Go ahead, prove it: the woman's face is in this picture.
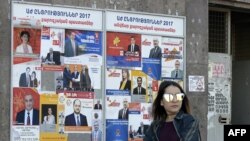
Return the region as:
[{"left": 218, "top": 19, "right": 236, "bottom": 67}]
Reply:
[
  {"left": 48, "top": 108, "right": 52, "bottom": 115},
  {"left": 32, "top": 72, "right": 36, "bottom": 78},
  {"left": 161, "top": 85, "right": 183, "bottom": 115},
  {"left": 122, "top": 70, "right": 127, "bottom": 79},
  {"left": 21, "top": 34, "right": 29, "bottom": 43}
]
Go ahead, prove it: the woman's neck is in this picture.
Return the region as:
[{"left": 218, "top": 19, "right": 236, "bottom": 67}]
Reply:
[{"left": 166, "top": 113, "right": 177, "bottom": 122}]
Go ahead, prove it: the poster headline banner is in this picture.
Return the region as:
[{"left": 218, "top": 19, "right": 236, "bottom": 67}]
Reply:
[
  {"left": 106, "top": 11, "right": 184, "bottom": 37},
  {"left": 12, "top": 3, "right": 103, "bottom": 30}
]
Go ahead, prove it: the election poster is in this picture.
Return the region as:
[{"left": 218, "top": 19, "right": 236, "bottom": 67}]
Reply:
[
  {"left": 161, "top": 37, "right": 184, "bottom": 79},
  {"left": 131, "top": 70, "right": 148, "bottom": 102},
  {"left": 106, "top": 32, "right": 141, "bottom": 67},
  {"left": 12, "top": 88, "right": 40, "bottom": 141},
  {"left": 64, "top": 29, "right": 103, "bottom": 65}
]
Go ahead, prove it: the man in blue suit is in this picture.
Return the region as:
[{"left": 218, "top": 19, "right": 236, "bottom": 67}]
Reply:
[
  {"left": 171, "top": 60, "right": 183, "bottom": 79},
  {"left": 92, "top": 121, "right": 102, "bottom": 141},
  {"left": 64, "top": 99, "right": 88, "bottom": 126},
  {"left": 15, "top": 94, "right": 39, "bottom": 125},
  {"left": 19, "top": 67, "right": 31, "bottom": 87},
  {"left": 64, "top": 31, "right": 79, "bottom": 57}
]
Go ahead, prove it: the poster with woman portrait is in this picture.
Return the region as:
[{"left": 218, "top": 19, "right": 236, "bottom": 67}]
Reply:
[
  {"left": 40, "top": 94, "right": 58, "bottom": 132},
  {"left": 13, "top": 27, "right": 41, "bottom": 64},
  {"left": 12, "top": 64, "right": 41, "bottom": 91},
  {"left": 106, "top": 68, "right": 131, "bottom": 95}
]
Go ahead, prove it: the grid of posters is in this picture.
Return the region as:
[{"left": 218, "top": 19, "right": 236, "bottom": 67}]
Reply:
[
  {"left": 11, "top": 2, "right": 185, "bottom": 141},
  {"left": 105, "top": 11, "right": 185, "bottom": 141},
  {"left": 11, "top": 3, "right": 103, "bottom": 141}
]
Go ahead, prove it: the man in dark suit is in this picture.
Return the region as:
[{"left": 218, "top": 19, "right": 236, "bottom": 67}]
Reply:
[
  {"left": 94, "top": 100, "right": 102, "bottom": 110},
  {"left": 63, "top": 65, "right": 73, "bottom": 90},
  {"left": 71, "top": 65, "right": 80, "bottom": 90},
  {"left": 19, "top": 67, "right": 31, "bottom": 87},
  {"left": 45, "top": 48, "right": 61, "bottom": 65},
  {"left": 65, "top": 99, "right": 88, "bottom": 126},
  {"left": 80, "top": 65, "right": 92, "bottom": 91},
  {"left": 118, "top": 99, "right": 129, "bottom": 120},
  {"left": 137, "top": 122, "right": 149, "bottom": 137},
  {"left": 149, "top": 38, "right": 162, "bottom": 59},
  {"left": 127, "top": 36, "right": 140, "bottom": 54},
  {"left": 15, "top": 94, "right": 39, "bottom": 125},
  {"left": 133, "top": 77, "right": 146, "bottom": 95},
  {"left": 64, "top": 31, "right": 79, "bottom": 57}
]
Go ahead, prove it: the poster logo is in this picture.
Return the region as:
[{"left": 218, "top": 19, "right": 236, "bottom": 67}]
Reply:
[{"left": 113, "top": 36, "right": 120, "bottom": 46}]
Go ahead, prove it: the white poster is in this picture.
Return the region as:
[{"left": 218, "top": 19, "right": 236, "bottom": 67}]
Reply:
[{"left": 189, "top": 75, "right": 205, "bottom": 92}]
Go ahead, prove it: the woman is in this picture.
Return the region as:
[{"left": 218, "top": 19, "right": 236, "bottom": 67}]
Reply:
[
  {"left": 144, "top": 81, "right": 201, "bottom": 141},
  {"left": 43, "top": 108, "right": 55, "bottom": 124},
  {"left": 119, "top": 69, "right": 131, "bottom": 91},
  {"left": 30, "top": 71, "right": 38, "bottom": 87},
  {"left": 16, "top": 31, "right": 33, "bottom": 54}
]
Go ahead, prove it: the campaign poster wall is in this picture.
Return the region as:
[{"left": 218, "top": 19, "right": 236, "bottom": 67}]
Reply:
[
  {"left": 11, "top": 3, "right": 185, "bottom": 141},
  {"left": 105, "top": 10, "right": 185, "bottom": 141},
  {"left": 12, "top": 2, "right": 103, "bottom": 141}
]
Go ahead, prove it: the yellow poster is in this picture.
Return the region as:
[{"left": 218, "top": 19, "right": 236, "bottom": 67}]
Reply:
[
  {"left": 40, "top": 94, "right": 67, "bottom": 141},
  {"left": 131, "top": 70, "right": 148, "bottom": 102}
]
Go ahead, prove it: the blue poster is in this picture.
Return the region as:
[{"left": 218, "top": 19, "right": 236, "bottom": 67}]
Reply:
[
  {"left": 142, "top": 58, "right": 161, "bottom": 80},
  {"left": 65, "top": 30, "right": 102, "bottom": 56},
  {"left": 106, "top": 89, "right": 130, "bottom": 96},
  {"left": 106, "top": 119, "right": 128, "bottom": 141},
  {"left": 107, "top": 56, "right": 141, "bottom": 67}
]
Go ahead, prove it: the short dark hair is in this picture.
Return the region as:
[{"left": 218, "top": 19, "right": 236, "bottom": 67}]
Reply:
[
  {"left": 73, "top": 99, "right": 81, "bottom": 105},
  {"left": 32, "top": 71, "right": 36, "bottom": 77},
  {"left": 152, "top": 81, "right": 190, "bottom": 121},
  {"left": 20, "top": 31, "right": 30, "bottom": 41},
  {"left": 137, "top": 77, "right": 142, "bottom": 81}
]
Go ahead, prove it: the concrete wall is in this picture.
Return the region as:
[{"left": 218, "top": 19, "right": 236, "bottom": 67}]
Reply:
[
  {"left": 0, "top": 0, "right": 208, "bottom": 140},
  {"left": 0, "top": 0, "right": 11, "bottom": 140},
  {"left": 186, "top": 0, "right": 208, "bottom": 141}
]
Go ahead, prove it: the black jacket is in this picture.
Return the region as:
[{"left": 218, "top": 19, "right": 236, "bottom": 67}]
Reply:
[{"left": 144, "top": 110, "right": 201, "bottom": 141}]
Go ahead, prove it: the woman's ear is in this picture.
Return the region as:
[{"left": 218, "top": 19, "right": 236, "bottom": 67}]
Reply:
[{"left": 160, "top": 100, "right": 164, "bottom": 106}]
